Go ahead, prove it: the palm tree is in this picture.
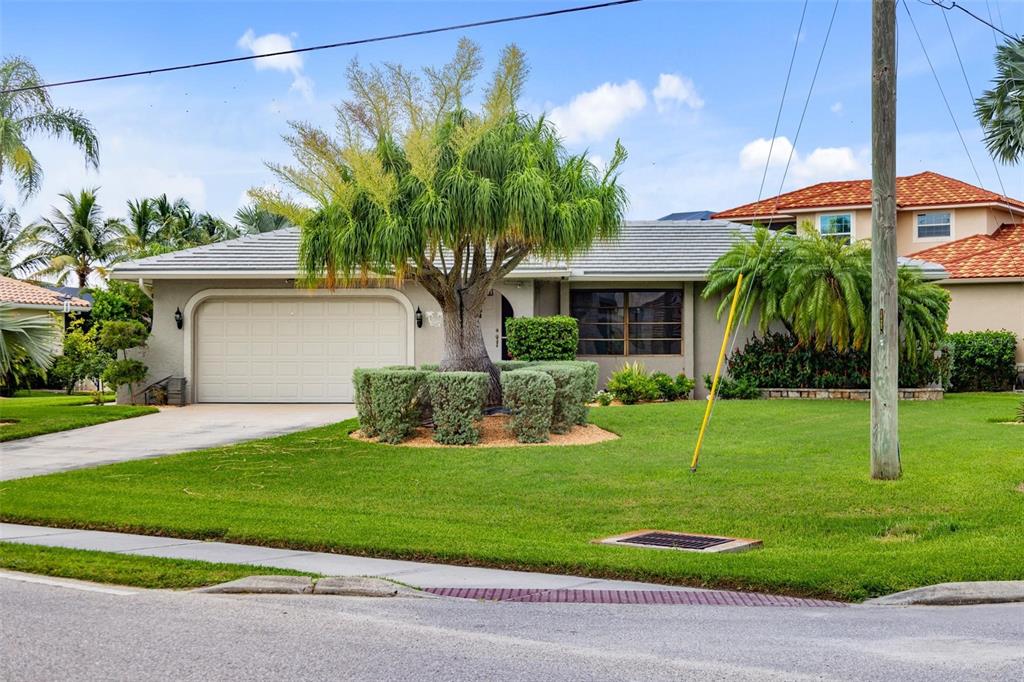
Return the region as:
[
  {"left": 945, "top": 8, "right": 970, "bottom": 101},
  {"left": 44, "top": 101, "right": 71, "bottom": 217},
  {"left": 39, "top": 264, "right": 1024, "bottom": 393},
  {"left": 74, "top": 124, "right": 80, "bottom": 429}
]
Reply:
[
  {"left": 111, "top": 198, "right": 162, "bottom": 258},
  {"left": 35, "top": 189, "right": 119, "bottom": 287},
  {"left": 235, "top": 203, "right": 291, "bottom": 234},
  {"left": 897, "top": 267, "right": 950, "bottom": 365},
  {"left": 194, "top": 212, "right": 238, "bottom": 243},
  {"left": 975, "top": 37, "right": 1024, "bottom": 165},
  {"left": 781, "top": 226, "right": 871, "bottom": 352},
  {"left": 0, "top": 202, "right": 45, "bottom": 277},
  {"left": 151, "top": 194, "right": 195, "bottom": 247},
  {"left": 0, "top": 303, "right": 59, "bottom": 374},
  {"left": 702, "top": 225, "right": 794, "bottom": 334},
  {"left": 0, "top": 57, "right": 99, "bottom": 198},
  {"left": 257, "top": 40, "right": 627, "bottom": 400}
]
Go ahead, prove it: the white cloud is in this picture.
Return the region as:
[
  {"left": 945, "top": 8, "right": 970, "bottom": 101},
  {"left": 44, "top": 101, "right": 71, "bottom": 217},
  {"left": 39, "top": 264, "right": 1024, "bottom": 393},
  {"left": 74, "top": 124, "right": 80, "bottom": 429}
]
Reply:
[
  {"left": 652, "top": 74, "right": 704, "bottom": 112},
  {"left": 237, "top": 29, "right": 313, "bottom": 99},
  {"left": 547, "top": 80, "right": 647, "bottom": 144},
  {"left": 738, "top": 136, "right": 865, "bottom": 186},
  {"left": 830, "top": 101, "right": 843, "bottom": 114}
]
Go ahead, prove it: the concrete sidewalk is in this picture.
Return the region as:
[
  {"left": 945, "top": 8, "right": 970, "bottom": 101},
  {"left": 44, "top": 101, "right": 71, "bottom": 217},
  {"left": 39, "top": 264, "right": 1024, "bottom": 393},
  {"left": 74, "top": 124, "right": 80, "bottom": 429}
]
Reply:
[
  {"left": 0, "top": 403, "right": 355, "bottom": 480},
  {"left": 0, "top": 523, "right": 699, "bottom": 592}
]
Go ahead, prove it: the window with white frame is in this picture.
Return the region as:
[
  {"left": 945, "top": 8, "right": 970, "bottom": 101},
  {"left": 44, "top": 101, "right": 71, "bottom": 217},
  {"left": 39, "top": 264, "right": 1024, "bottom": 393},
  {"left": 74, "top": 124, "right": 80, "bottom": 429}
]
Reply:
[
  {"left": 819, "top": 213, "right": 852, "bottom": 243},
  {"left": 916, "top": 211, "right": 951, "bottom": 239}
]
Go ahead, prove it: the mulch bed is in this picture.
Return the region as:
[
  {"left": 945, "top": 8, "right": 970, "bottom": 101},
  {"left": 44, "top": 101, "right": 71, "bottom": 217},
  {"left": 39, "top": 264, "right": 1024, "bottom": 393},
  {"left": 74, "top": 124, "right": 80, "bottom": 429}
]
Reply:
[{"left": 351, "top": 414, "right": 618, "bottom": 448}]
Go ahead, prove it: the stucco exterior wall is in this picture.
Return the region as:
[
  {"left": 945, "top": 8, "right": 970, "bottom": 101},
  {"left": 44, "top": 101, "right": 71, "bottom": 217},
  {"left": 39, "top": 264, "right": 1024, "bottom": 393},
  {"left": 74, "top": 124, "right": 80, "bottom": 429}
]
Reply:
[
  {"left": 135, "top": 278, "right": 534, "bottom": 403},
  {"left": 532, "top": 280, "right": 561, "bottom": 316},
  {"left": 943, "top": 281, "right": 1024, "bottom": 362}
]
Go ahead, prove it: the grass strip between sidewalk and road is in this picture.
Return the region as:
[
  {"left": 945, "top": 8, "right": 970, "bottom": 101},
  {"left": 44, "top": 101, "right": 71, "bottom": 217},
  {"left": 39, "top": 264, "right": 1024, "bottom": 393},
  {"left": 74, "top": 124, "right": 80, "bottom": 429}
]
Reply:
[
  {"left": 0, "top": 542, "right": 314, "bottom": 589},
  {"left": 1, "top": 394, "right": 1020, "bottom": 601}
]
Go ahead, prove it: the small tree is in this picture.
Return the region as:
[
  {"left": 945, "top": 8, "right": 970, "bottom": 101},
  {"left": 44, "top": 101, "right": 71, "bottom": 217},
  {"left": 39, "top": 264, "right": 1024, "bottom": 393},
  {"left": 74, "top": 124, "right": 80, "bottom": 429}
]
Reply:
[
  {"left": 98, "top": 320, "right": 148, "bottom": 401},
  {"left": 89, "top": 280, "right": 153, "bottom": 330},
  {"left": 51, "top": 318, "right": 109, "bottom": 394},
  {"left": 254, "top": 40, "right": 627, "bottom": 401}
]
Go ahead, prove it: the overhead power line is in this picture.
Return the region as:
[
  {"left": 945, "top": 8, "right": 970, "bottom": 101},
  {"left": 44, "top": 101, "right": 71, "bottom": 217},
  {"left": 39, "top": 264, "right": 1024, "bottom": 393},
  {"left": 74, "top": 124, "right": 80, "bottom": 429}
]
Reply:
[
  {"left": 1, "top": 0, "right": 641, "bottom": 95},
  {"left": 923, "top": 0, "right": 1018, "bottom": 41}
]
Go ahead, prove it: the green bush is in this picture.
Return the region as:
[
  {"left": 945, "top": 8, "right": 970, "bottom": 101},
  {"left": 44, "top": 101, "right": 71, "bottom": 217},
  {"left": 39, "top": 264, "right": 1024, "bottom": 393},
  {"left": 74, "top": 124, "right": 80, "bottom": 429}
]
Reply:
[
  {"left": 947, "top": 330, "right": 1017, "bottom": 392},
  {"left": 650, "top": 372, "right": 678, "bottom": 401},
  {"left": 427, "top": 372, "right": 489, "bottom": 445},
  {"left": 89, "top": 281, "right": 153, "bottom": 330},
  {"left": 501, "top": 370, "right": 556, "bottom": 442},
  {"left": 505, "top": 316, "right": 579, "bottom": 361},
  {"left": 704, "top": 373, "right": 761, "bottom": 400},
  {"left": 419, "top": 363, "right": 440, "bottom": 372},
  {"left": 369, "top": 369, "right": 429, "bottom": 444},
  {"left": 495, "top": 360, "right": 532, "bottom": 372},
  {"left": 675, "top": 373, "right": 696, "bottom": 398},
  {"left": 1017, "top": 399, "right": 1024, "bottom": 424},
  {"left": 97, "top": 320, "right": 149, "bottom": 355},
  {"left": 533, "top": 361, "right": 598, "bottom": 429},
  {"left": 352, "top": 368, "right": 378, "bottom": 437},
  {"left": 594, "top": 390, "right": 613, "bottom": 406},
  {"left": 101, "top": 359, "right": 147, "bottom": 394},
  {"left": 607, "top": 362, "right": 659, "bottom": 405}
]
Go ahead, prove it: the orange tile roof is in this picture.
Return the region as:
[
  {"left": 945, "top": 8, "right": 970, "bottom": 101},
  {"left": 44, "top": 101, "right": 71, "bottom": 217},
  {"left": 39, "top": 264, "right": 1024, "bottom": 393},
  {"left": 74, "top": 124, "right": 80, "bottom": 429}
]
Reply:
[
  {"left": 0, "top": 276, "right": 91, "bottom": 310},
  {"left": 909, "top": 224, "right": 1024, "bottom": 279},
  {"left": 713, "top": 171, "right": 1024, "bottom": 219}
]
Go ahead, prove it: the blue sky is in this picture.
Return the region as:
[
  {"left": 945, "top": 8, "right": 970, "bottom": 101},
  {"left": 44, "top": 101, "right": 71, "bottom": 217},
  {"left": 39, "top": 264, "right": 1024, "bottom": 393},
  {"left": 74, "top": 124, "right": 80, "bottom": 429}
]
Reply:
[{"left": 3, "top": 0, "right": 1022, "bottom": 223}]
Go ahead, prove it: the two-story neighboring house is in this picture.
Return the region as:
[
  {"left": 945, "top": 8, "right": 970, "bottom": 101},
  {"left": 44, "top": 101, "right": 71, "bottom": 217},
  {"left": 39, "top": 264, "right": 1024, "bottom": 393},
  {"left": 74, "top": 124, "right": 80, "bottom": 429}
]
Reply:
[{"left": 714, "top": 171, "right": 1024, "bottom": 362}]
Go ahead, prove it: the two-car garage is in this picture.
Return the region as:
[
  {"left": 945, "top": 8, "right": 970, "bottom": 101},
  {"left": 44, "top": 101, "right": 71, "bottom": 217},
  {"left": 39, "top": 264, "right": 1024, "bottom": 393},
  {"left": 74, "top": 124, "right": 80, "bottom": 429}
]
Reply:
[{"left": 193, "top": 295, "right": 409, "bottom": 403}]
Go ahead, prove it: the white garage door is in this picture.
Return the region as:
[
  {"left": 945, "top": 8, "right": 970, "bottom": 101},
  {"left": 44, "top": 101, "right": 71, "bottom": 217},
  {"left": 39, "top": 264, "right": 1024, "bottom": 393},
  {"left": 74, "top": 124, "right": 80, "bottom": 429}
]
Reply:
[{"left": 195, "top": 296, "right": 407, "bottom": 403}]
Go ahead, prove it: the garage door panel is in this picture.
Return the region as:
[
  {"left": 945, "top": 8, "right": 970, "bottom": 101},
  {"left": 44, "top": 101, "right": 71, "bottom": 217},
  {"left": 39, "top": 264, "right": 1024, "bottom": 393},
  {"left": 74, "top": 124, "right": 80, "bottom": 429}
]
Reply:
[{"left": 196, "top": 295, "right": 407, "bottom": 403}]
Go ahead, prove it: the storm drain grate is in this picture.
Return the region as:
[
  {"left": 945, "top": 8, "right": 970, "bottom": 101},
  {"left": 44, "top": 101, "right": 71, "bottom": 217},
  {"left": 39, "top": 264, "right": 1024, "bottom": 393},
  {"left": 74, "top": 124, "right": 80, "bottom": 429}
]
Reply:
[
  {"left": 595, "top": 529, "right": 762, "bottom": 553},
  {"left": 425, "top": 588, "right": 846, "bottom": 607}
]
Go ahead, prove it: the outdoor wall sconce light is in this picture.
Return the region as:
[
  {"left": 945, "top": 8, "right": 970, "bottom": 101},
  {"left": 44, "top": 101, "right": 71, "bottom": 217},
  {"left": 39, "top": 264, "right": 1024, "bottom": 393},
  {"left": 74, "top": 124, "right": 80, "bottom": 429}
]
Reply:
[
  {"left": 415, "top": 306, "right": 423, "bottom": 328},
  {"left": 174, "top": 307, "right": 184, "bottom": 330}
]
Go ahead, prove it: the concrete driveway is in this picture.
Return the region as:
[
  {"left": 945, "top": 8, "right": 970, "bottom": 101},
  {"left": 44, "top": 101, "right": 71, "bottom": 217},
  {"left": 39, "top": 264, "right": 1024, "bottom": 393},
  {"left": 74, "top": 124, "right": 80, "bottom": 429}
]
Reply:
[{"left": 0, "top": 404, "right": 356, "bottom": 481}]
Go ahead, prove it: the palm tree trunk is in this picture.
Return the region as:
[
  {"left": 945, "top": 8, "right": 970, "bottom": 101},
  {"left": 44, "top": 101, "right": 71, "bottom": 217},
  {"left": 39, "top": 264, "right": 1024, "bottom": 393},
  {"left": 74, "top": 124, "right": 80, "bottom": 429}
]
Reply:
[{"left": 77, "top": 268, "right": 88, "bottom": 289}]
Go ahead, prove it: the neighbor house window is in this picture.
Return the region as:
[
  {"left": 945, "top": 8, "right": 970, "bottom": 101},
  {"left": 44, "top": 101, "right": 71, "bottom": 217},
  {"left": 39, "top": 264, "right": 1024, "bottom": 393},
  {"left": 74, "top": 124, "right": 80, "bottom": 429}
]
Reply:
[
  {"left": 916, "top": 211, "right": 951, "bottom": 239},
  {"left": 570, "top": 290, "right": 682, "bottom": 356},
  {"left": 819, "top": 213, "right": 852, "bottom": 243}
]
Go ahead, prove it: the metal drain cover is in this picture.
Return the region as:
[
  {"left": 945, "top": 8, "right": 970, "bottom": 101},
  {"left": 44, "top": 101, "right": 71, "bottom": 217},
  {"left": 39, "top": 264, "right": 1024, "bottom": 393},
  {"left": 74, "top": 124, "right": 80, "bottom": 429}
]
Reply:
[{"left": 596, "top": 529, "right": 762, "bottom": 553}]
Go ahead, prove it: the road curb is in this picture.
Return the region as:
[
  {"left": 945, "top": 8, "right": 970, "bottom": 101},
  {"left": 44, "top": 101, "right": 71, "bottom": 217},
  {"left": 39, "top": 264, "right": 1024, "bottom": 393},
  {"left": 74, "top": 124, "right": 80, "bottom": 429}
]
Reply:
[{"left": 865, "top": 581, "right": 1024, "bottom": 606}]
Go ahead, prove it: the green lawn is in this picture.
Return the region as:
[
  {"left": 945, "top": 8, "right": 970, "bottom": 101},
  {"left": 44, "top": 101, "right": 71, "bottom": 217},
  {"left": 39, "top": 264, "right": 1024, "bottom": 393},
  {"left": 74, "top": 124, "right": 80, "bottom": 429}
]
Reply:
[
  {"left": 0, "top": 542, "right": 312, "bottom": 589},
  {"left": 1, "top": 393, "right": 1020, "bottom": 601},
  {"left": 0, "top": 392, "right": 157, "bottom": 442}
]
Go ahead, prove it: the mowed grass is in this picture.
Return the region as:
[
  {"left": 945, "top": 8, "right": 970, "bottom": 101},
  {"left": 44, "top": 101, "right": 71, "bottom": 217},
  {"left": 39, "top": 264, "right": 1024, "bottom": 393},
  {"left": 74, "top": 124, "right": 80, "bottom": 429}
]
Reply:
[
  {"left": 0, "top": 542, "right": 312, "bottom": 589},
  {"left": 0, "top": 394, "right": 1020, "bottom": 601},
  {"left": 0, "top": 392, "right": 157, "bottom": 442}
]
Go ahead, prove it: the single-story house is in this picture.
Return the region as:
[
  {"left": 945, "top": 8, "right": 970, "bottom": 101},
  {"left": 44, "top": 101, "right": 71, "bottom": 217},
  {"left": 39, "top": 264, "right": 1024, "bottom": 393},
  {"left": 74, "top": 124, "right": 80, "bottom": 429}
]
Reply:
[
  {"left": 110, "top": 220, "right": 947, "bottom": 404},
  {"left": 714, "top": 171, "right": 1024, "bottom": 361},
  {"left": 0, "top": 275, "right": 91, "bottom": 320}
]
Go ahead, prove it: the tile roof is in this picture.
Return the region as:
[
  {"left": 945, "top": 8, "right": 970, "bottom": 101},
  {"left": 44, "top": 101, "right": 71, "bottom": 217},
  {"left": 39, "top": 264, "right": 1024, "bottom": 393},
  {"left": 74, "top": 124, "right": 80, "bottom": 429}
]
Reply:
[
  {"left": 713, "top": 171, "right": 1024, "bottom": 219},
  {"left": 110, "top": 221, "right": 949, "bottom": 281},
  {"left": 0, "top": 276, "right": 91, "bottom": 311},
  {"left": 909, "top": 224, "right": 1024, "bottom": 279}
]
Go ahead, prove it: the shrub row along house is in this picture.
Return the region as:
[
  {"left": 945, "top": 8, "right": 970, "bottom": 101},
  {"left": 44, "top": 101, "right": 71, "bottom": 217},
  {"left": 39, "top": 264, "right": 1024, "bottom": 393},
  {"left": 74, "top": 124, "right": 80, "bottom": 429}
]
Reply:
[
  {"left": 714, "top": 171, "right": 1024, "bottom": 362},
  {"left": 110, "top": 219, "right": 948, "bottom": 403}
]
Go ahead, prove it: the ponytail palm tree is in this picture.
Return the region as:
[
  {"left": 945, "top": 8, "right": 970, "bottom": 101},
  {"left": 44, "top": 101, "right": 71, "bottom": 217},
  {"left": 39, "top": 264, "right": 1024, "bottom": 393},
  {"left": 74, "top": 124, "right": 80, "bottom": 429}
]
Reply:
[
  {"left": 35, "top": 189, "right": 119, "bottom": 287},
  {"left": 0, "top": 57, "right": 99, "bottom": 198},
  {"left": 254, "top": 39, "right": 628, "bottom": 399}
]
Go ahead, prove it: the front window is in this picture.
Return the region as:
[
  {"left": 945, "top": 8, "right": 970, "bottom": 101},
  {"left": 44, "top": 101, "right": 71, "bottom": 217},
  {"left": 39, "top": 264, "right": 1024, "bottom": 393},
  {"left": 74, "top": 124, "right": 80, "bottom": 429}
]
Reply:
[
  {"left": 571, "top": 290, "right": 682, "bottom": 356},
  {"left": 916, "top": 211, "right": 951, "bottom": 239},
  {"left": 819, "top": 213, "right": 852, "bottom": 243}
]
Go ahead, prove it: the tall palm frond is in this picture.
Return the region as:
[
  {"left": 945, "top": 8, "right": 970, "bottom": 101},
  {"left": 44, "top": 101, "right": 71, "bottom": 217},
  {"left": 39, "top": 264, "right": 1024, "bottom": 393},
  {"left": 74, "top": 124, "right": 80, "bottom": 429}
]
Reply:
[
  {"left": 110, "top": 198, "right": 162, "bottom": 259},
  {"left": 975, "top": 37, "right": 1024, "bottom": 165},
  {"left": 897, "top": 266, "right": 951, "bottom": 364},
  {"left": 0, "top": 201, "right": 46, "bottom": 277},
  {"left": 33, "top": 188, "right": 118, "bottom": 287},
  {"left": 0, "top": 303, "right": 60, "bottom": 373},
  {"left": 0, "top": 57, "right": 99, "bottom": 198},
  {"left": 235, "top": 203, "right": 292, "bottom": 234}
]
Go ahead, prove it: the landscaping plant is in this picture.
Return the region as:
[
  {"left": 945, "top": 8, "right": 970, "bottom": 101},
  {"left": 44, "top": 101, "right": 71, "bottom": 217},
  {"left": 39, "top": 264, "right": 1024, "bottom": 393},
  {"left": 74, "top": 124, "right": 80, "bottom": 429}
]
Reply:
[
  {"left": 98, "top": 320, "right": 149, "bottom": 401},
  {"left": 606, "top": 362, "right": 659, "bottom": 404},
  {"left": 505, "top": 316, "right": 579, "bottom": 362},
  {"left": 259, "top": 40, "right": 628, "bottom": 403},
  {"left": 704, "top": 373, "right": 760, "bottom": 400},
  {"left": 50, "top": 318, "right": 109, "bottom": 394},
  {"left": 500, "top": 370, "right": 556, "bottom": 442},
  {"left": 352, "top": 368, "right": 379, "bottom": 437},
  {"left": 594, "top": 390, "right": 613, "bottom": 406},
  {"left": 946, "top": 330, "right": 1017, "bottom": 392},
  {"left": 427, "top": 371, "right": 489, "bottom": 445},
  {"left": 368, "top": 369, "right": 430, "bottom": 444}
]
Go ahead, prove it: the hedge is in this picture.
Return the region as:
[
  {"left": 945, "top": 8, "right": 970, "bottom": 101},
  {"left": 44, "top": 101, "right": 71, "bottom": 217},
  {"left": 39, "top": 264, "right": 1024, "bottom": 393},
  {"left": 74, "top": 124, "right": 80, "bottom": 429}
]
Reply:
[
  {"left": 352, "top": 368, "right": 378, "bottom": 437},
  {"left": 427, "top": 371, "right": 489, "bottom": 445},
  {"left": 532, "top": 361, "right": 598, "bottom": 431},
  {"left": 501, "top": 370, "right": 556, "bottom": 442},
  {"left": 947, "top": 330, "right": 1018, "bottom": 392},
  {"left": 505, "top": 316, "right": 579, "bottom": 361},
  {"left": 494, "top": 360, "right": 533, "bottom": 372},
  {"left": 369, "top": 369, "right": 429, "bottom": 444}
]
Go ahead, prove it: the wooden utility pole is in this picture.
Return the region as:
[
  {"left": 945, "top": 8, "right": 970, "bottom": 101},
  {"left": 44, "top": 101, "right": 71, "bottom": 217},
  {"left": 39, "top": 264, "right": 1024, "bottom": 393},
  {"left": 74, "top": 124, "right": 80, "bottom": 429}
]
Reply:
[{"left": 871, "top": 0, "right": 901, "bottom": 480}]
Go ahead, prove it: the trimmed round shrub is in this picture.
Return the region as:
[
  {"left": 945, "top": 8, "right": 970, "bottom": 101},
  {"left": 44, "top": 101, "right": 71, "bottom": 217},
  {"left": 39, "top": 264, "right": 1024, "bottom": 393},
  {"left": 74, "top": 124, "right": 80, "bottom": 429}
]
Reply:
[
  {"left": 427, "top": 371, "right": 489, "bottom": 445},
  {"left": 532, "top": 361, "right": 598, "bottom": 431},
  {"left": 370, "top": 369, "right": 429, "bottom": 444},
  {"left": 352, "top": 368, "right": 378, "bottom": 437},
  {"left": 101, "top": 359, "right": 147, "bottom": 393},
  {"left": 505, "top": 316, "right": 579, "bottom": 361},
  {"left": 501, "top": 370, "right": 555, "bottom": 443},
  {"left": 495, "top": 360, "right": 532, "bottom": 372}
]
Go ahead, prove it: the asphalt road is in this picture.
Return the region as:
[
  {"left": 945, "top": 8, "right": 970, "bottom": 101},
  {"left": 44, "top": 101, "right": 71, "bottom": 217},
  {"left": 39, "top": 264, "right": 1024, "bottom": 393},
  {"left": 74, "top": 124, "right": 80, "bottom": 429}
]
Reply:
[{"left": 2, "top": 573, "right": 1022, "bottom": 681}]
